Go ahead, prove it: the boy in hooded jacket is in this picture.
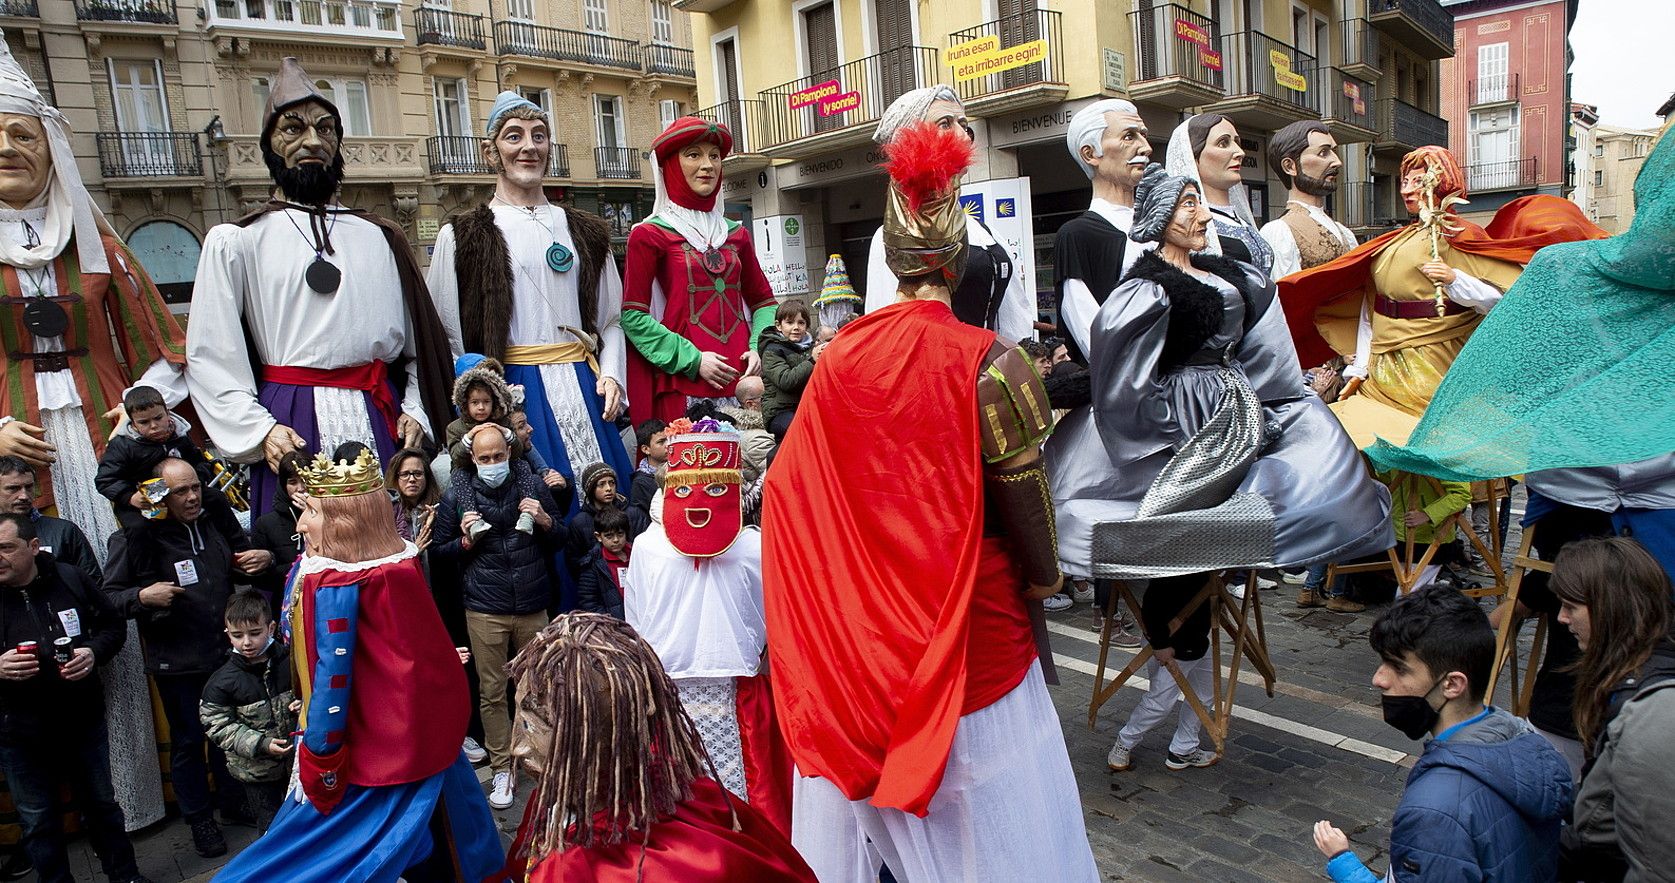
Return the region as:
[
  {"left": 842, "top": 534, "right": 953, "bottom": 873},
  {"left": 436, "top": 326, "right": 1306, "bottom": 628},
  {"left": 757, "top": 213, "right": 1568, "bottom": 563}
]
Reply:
[
  {"left": 758, "top": 299, "right": 824, "bottom": 440},
  {"left": 1313, "top": 586, "right": 1573, "bottom": 882}
]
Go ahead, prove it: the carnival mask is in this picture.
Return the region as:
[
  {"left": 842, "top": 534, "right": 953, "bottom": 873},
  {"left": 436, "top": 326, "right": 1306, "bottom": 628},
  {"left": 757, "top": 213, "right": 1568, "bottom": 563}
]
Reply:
[
  {"left": 663, "top": 433, "right": 743, "bottom": 558},
  {"left": 0, "top": 112, "right": 50, "bottom": 209}
]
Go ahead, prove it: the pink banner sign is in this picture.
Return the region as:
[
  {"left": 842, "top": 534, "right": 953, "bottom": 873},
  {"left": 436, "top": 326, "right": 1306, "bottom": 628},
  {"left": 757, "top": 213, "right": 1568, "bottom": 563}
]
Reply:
[
  {"left": 818, "top": 91, "right": 862, "bottom": 117},
  {"left": 789, "top": 79, "right": 842, "bottom": 110}
]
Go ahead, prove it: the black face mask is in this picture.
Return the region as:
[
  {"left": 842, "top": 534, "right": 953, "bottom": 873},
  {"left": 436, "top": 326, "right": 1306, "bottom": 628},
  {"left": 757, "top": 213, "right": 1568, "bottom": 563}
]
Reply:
[{"left": 1381, "top": 677, "right": 1445, "bottom": 741}]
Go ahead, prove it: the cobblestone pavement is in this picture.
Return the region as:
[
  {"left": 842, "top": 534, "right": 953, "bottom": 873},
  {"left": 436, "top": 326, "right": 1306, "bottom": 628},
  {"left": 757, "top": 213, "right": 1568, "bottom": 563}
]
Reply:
[{"left": 62, "top": 513, "right": 1540, "bottom": 882}]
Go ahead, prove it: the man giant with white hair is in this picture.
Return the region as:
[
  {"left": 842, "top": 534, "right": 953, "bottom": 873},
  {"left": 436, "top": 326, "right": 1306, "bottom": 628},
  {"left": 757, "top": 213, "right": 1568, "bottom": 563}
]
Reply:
[
  {"left": 861, "top": 85, "right": 1034, "bottom": 342},
  {"left": 1045, "top": 99, "right": 1155, "bottom": 608}
]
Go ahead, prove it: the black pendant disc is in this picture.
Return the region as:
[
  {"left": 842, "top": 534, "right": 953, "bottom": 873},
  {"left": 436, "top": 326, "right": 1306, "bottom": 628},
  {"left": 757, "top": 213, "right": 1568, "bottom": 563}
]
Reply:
[
  {"left": 22, "top": 298, "right": 69, "bottom": 338},
  {"left": 306, "top": 257, "right": 341, "bottom": 294},
  {"left": 546, "top": 242, "right": 574, "bottom": 273},
  {"left": 701, "top": 247, "right": 726, "bottom": 275}
]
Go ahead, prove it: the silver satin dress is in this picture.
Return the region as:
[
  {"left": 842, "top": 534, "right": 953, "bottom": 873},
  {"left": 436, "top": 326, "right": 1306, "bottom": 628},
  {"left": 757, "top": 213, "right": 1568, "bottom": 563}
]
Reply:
[{"left": 1066, "top": 260, "right": 1393, "bottom": 579}]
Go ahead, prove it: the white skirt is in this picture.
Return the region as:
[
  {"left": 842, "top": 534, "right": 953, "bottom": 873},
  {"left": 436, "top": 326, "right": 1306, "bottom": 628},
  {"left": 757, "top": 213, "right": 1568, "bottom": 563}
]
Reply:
[{"left": 791, "top": 659, "right": 1099, "bottom": 883}]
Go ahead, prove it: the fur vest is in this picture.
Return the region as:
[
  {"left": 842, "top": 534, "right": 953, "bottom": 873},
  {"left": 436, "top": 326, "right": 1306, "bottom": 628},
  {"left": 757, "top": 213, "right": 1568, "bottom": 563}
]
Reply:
[
  {"left": 450, "top": 203, "right": 613, "bottom": 360},
  {"left": 1123, "top": 251, "right": 1273, "bottom": 372}
]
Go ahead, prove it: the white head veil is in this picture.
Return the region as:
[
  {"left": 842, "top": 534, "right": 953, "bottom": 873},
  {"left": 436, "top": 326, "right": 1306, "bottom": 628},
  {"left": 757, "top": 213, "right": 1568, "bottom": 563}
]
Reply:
[
  {"left": 0, "top": 36, "right": 111, "bottom": 273},
  {"left": 873, "top": 85, "right": 961, "bottom": 145},
  {"left": 1164, "top": 113, "right": 1258, "bottom": 256}
]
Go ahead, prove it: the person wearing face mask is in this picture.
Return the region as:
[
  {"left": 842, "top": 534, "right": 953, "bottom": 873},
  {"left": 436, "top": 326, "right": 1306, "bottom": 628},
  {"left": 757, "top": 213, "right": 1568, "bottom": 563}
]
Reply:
[
  {"left": 427, "top": 93, "right": 630, "bottom": 516},
  {"left": 863, "top": 86, "right": 1035, "bottom": 343},
  {"left": 622, "top": 118, "right": 778, "bottom": 424},
  {"left": 1260, "top": 120, "right": 1356, "bottom": 281},
  {"left": 1164, "top": 113, "right": 1274, "bottom": 278},
  {"left": 431, "top": 422, "right": 560, "bottom": 812},
  {"left": 1312, "top": 585, "right": 1572, "bottom": 883},
  {"left": 186, "top": 57, "right": 454, "bottom": 521},
  {"left": 214, "top": 449, "right": 502, "bottom": 882}
]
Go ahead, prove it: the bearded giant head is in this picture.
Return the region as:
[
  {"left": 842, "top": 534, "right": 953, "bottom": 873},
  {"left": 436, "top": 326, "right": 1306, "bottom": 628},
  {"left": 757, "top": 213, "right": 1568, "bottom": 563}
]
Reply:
[{"left": 260, "top": 57, "right": 345, "bottom": 205}]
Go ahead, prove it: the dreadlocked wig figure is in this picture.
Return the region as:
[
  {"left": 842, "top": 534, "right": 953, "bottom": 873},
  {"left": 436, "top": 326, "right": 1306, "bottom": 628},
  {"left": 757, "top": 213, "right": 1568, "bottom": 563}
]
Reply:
[
  {"left": 215, "top": 450, "right": 503, "bottom": 883},
  {"left": 499, "top": 613, "right": 815, "bottom": 882}
]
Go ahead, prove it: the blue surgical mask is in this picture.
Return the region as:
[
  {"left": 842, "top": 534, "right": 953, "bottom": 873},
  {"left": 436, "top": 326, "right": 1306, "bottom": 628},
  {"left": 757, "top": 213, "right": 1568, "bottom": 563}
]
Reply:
[{"left": 478, "top": 461, "right": 511, "bottom": 488}]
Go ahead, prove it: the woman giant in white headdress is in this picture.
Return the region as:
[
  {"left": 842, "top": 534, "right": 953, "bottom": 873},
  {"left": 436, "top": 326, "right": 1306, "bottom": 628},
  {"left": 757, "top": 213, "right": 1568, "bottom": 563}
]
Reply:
[
  {"left": 0, "top": 38, "right": 183, "bottom": 830},
  {"left": 1164, "top": 113, "right": 1274, "bottom": 279}
]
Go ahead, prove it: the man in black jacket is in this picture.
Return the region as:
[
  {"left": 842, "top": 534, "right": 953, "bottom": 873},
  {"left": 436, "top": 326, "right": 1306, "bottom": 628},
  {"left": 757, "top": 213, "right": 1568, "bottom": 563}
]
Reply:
[
  {"left": 0, "top": 456, "right": 103, "bottom": 584},
  {"left": 433, "top": 423, "right": 559, "bottom": 811},
  {"left": 103, "top": 458, "right": 272, "bottom": 857},
  {"left": 0, "top": 513, "right": 153, "bottom": 883}
]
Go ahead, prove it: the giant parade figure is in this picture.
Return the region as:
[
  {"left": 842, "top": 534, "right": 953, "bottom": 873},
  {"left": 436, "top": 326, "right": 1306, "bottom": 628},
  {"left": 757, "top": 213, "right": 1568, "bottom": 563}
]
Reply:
[
  {"left": 427, "top": 91, "right": 631, "bottom": 504},
  {"left": 186, "top": 58, "right": 453, "bottom": 516},
  {"left": 764, "top": 119, "right": 1099, "bottom": 881},
  {"left": 215, "top": 450, "right": 502, "bottom": 882},
  {"left": 1259, "top": 120, "right": 1357, "bottom": 281},
  {"left": 622, "top": 117, "right": 777, "bottom": 424},
  {"left": 0, "top": 38, "right": 174, "bottom": 829},
  {"left": 862, "top": 86, "right": 1034, "bottom": 342}
]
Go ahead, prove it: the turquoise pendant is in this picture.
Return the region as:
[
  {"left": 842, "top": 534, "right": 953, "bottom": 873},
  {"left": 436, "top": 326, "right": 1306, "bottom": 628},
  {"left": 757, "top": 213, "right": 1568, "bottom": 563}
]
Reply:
[{"left": 546, "top": 242, "right": 574, "bottom": 273}]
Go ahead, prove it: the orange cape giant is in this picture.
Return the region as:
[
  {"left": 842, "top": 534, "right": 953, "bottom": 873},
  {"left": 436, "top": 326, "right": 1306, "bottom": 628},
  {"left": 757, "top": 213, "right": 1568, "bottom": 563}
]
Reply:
[
  {"left": 1279, "top": 194, "right": 1606, "bottom": 369},
  {"left": 763, "top": 299, "right": 993, "bottom": 817}
]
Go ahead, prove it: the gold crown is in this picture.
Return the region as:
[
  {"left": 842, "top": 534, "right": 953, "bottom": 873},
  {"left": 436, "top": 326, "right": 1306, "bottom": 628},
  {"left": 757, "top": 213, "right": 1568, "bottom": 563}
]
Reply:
[{"left": 300, "top": 449, "right": 385, "bottom": 498}]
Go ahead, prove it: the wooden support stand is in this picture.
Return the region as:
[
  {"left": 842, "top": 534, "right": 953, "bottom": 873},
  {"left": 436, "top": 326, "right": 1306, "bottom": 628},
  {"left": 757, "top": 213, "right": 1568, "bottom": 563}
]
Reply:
[
  {"left": 1326, "top": 474, "right": 1512, "bottom": 601},
  {"left": 1484, "top": 524, "right": 1551, "bottom": 717},
  {"left": 1088, "top": 571, "right": 1276, "bottom": 756}
]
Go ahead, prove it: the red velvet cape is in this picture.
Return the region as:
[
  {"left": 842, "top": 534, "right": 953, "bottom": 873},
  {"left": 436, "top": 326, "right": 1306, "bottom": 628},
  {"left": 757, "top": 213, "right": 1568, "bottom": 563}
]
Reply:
[
  {"left": 762, "top": 298, "right": 994, "bottom": 817},
  {"left": 1279, "top": 194, "right": 1607, "bottom": 368},
  {"left": 509, "top": 778, "right": 816, "bottom": 883},
  {"left": 295, "top": 555, "right": 469, "bottom": 787}
]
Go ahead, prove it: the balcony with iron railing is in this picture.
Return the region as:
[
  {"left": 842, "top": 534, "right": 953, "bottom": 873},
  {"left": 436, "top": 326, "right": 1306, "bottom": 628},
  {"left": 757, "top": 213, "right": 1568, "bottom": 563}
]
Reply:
[
  {"left": 76, "top": 0, "right": 176, "bottom": 23},
  {"left": 415, "top": 7, "right": 485, "bottom": 51},
  {"left": 1469, "top": 72, "right": 1519, "bottom": 106},
  {"left": 1467, "top": 157, "right": 1537, "bottom": 193},
  {"left": 758, "top": 45, "right": 938, "bottom": 154},
  {"left": 1368, "top": 0, "right": 1454, "bottom": 60},
  {"left": 426, "top": 135, "right": 568, "bottom": 177},
  {"left": 208, "top": 0, "right": 402, "bottom": 40},
  {"left": 1340, "top": 18, "right": 1380, "bottom": 81},
  {"left": 494, "top": 21, "right": 641, "bottom": 72},
  {"left": 0, "top": 0, "right": 39, "bottom": 16},
  {"left": 1206, "top": 30, "right": 1317, "bottom": 130},
  {"left": 643, "top": 43, "right": 695, "bottom": 78},
  {"left": 946, "top": 9, "right": 1067, "bottom": 115},
  {"left": 1319, "top": 68, "right": 1376, "bottom": 143},
  {"left": 1374, "top": 96, "right": 1448, "bottom": 154},
  {"left": 95, "top": 132, "right": 203, "bottom": 178},
  {"left": 696, "top": 98, "right": 767, "bottom": 163},
  {"left": 594, "top": 146, "right": 640, "bottom": 180},
  {"left": 1127, "top": 4, "right": 1226, "bottom": 110}
]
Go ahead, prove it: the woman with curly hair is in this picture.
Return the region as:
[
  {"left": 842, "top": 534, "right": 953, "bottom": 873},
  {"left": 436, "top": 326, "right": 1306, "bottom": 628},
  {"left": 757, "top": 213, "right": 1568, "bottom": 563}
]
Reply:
[{"left": 1553, "top": 537, "right": 1675, "bottom": 882}]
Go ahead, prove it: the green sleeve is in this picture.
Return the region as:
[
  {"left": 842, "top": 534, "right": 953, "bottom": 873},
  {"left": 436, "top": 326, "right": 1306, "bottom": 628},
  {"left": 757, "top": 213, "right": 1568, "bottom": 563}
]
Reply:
[
  {"left": 749, "top": 305, "right": 777, "bottom": 353},
  {"left": 621, "top": 310, "right": 704, "bottom": 379},
  {"left": 1424, "top": 480, "right": 1472, "bottom": 525}
]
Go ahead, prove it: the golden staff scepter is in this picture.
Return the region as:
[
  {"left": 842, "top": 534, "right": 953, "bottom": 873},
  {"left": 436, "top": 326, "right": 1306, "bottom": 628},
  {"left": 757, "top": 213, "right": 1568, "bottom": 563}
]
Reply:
[{"left": 1415, "top": 159, "right": 1468, "bottom": 317}]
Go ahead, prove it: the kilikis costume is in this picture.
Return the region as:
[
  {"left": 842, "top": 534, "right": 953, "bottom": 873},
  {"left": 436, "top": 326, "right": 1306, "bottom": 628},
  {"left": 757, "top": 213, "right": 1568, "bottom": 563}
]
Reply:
[
  {"left": 622, "top": 426, "right": 792, "bottom": 834},
  {"left": 215, "top": 450, "right": 501, "bottom": 882},
  {"left": 186, "top": 58, "right": 452, "bottom": 517},
  {"left": 622, "top": 117, "right": 777, "bottom": 424},
  {"left": 764, "top": 122, "right": 1097, "bottom": 881}
]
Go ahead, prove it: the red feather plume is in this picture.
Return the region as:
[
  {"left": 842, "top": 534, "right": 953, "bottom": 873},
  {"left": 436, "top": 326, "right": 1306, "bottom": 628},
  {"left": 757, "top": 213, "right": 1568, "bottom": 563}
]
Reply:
[{"left": 881, "top": 121, "right": 975, "bottom": 212}]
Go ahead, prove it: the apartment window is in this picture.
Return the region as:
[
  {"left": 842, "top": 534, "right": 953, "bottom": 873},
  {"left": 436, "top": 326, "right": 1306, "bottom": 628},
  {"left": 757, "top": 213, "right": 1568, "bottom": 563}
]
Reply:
[
  {"left": 1291, "top": 7, "right": 1307, "bottom": 50},
  {"left": 1476, "top": 42, "right": 1509, "bottom": 103},
  {"left": 658, "top": 99, "right": 683, "bottom": 131},
  {"left": 595, "top": 94, "right": 625, "bottom": 150},
  {"left": 505, "top": 0, "right": 533, "bottom": 21},
  {"left": 1593, "top": 143, "right": 1604, "bottom": 156},
  {"left": 583, "top": 0, "right": 608, "bottom": 33},
  {"left": 314, "top": 79, "right": 372, "bottom": 136},
  {"left": 434, "top": 78, "right": 469, "bottom": 137},
  {"left": 1469, "top": 106, "right": 1520, "bottom": 189},
  {"left": 109, "top": 59, "right": 169, "bottom": 135},
  {"left": 650, "top": 0, "right": 673, "bottom": 45},
  {"left": 517, "top": 87, "right": 553, "bottom": 118},
  {"left": 1593, "top": 170, "right": 1603, "bottom": 187}
]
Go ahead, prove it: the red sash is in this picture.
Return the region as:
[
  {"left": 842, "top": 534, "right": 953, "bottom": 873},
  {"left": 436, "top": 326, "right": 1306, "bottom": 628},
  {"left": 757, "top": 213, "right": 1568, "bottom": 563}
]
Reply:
[{"left": 264, "top": 362, "right": 400, "bottom": 437}]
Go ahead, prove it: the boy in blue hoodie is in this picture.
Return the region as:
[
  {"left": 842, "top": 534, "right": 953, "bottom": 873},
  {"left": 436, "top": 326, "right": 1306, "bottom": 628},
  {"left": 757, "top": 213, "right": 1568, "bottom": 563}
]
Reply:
[{"left": 1314, "top": 586, "right": 1573, "bottom": 882}]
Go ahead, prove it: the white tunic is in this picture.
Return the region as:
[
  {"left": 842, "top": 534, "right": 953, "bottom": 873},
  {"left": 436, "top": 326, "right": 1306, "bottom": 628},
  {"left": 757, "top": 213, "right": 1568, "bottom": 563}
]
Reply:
[
  {"left": 862, "top": 216, "right": 1036, "bottom": 343},
  {"left": 427, "top": 205, "right": 627, "bottom": 476},
  {"left": 623, "top": 519, "right": 765, "bottom": 681},
  {"left": 186, "top": 206, "right": 428, "bottom": 462}
]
